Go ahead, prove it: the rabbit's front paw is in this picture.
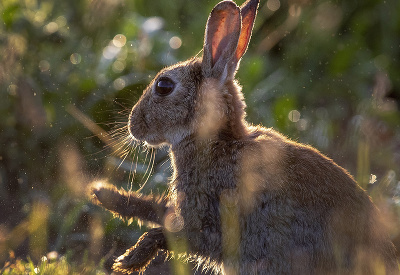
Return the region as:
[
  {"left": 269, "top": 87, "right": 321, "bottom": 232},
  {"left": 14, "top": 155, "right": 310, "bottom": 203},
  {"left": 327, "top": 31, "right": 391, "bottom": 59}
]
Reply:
[
  {"left": 90, "top": 182, "right": 123, "bottom": 208},
  {"left": 112, "top": 228, "right": 167, "bottom": 274}
]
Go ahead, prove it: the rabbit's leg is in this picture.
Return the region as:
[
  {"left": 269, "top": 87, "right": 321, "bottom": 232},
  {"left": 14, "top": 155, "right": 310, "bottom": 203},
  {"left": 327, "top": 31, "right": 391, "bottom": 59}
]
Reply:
[
  {"left": 91, "top": 183, "right": 167, "bottom": 225},
  {"left": 113, "top": 227, "right": 168, "bottom": 273}
]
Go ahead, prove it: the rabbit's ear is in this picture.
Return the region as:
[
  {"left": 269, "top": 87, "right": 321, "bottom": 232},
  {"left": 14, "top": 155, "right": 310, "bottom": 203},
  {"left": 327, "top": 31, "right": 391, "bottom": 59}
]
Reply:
[
  {"left": 202, "top": 0, "right": 259, "bottom": 82},
  {"left": 235, "top": 0, "right": 259, "bottom": 61},
  {"left": 202, "top": 1, "right": 241, "bottom": 80}
]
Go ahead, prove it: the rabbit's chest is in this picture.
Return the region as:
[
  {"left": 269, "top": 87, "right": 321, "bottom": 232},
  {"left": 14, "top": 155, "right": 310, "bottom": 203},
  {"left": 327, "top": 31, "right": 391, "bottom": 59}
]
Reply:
[
  {"left": 171, "top": 169, "right": 236, "bottom": 253},
  {"left": 171, "top": 185, "right": 224, "bottom": 256},
  {"left": 169, "top": 142, "right": 243, "bottom": 255}
]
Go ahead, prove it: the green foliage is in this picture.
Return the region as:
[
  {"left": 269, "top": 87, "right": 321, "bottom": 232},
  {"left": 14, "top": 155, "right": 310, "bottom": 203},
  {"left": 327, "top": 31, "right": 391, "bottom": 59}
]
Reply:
[{"left": 1, "top": 0, "right": 400, "bottom": 273}]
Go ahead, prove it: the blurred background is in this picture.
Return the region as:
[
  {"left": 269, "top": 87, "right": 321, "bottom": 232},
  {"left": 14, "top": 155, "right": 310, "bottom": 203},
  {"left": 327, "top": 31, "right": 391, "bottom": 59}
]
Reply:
[{"left": 1, "top": 0, "right": 399, "bottom": 273}]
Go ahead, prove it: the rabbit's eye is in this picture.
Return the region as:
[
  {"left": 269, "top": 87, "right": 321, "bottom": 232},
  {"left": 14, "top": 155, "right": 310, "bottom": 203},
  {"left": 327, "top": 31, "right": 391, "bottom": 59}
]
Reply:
[{"left": 155, "top": 77, "right": 175, "bottom": 96}]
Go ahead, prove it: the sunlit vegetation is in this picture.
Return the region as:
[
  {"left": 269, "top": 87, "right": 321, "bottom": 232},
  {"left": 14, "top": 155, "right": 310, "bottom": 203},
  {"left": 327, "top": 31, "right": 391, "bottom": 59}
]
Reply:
[
  {"left": 1, "top": 251, "right": 106, "bottom": 274},
  {"left": 1, "top": 0, "right": 399, "bottom": 273}
]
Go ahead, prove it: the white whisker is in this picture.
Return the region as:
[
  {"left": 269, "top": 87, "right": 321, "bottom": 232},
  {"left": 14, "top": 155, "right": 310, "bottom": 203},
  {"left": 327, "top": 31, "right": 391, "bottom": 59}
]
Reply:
[{"left": 137, "top": 148, "right": 155, "bottom": 193}]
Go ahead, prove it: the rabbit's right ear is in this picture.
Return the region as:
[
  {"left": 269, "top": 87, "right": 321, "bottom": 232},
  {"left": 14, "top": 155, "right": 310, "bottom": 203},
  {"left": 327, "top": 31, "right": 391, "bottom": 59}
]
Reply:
[{"left": 202, "top": 1, "right": 241, "bottom": 81}]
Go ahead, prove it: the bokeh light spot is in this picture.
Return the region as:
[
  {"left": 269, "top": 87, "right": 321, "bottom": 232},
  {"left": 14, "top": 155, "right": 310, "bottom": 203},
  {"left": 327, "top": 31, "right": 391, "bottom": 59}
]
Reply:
[
  {"left": 112, "top": 34, "right": 127, "bottom": 48},
  {"left": 267, "top": 0, "right": 280, "bottom": 12},
  {"left": 112, "top": 60, "right": 126, "bottom": 73},
  {"left": 288, "top": 110, "right": 300, "bottom": 122},
  {"left": 56, "top": 16, "right": 67, "bottom": 28},
  {"left": 113, "top": 78, "right": 126, "bottom": 90},
  {"left": 39, "top": 60, "right": 50, "bottom": 72},
  {"left": 296, "top": 118, "right": 308, "bottom": 131},
  {"left": 142, "top": 17, "right": 164, "bottom": 33},
  {"left": 169, "top": 36, "right": 182, "bottom": 49},
  {"left": 102, "top": 45, "right": 120, "bottom": 59},
  {"left": 70, "top": 53, "right": 82, "bottom": 65},
  {"left": 43, "top": 22, "right": 58, "bottom": 34}
]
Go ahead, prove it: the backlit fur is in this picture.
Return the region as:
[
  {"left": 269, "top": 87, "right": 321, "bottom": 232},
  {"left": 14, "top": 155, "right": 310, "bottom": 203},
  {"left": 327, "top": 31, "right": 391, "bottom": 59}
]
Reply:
[{"left": 93, "top": 0, "right": 399, "bottom": 274}]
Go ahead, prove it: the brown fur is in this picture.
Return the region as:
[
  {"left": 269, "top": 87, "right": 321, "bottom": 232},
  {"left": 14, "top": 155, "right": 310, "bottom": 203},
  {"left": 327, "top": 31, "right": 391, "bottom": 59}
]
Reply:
[
  {"left": 91, "top": 182, "right": 167, "bottom": 225},
  {"left": 113, "top": 227, "right": 167, "bottom": 274},
  {"left": 92, "top": 0, "right": 399, "bottom": 274}
]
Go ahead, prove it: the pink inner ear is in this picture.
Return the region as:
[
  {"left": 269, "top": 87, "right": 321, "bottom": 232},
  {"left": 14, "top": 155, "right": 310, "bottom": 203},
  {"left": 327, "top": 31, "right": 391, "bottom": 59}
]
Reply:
[
  {"left": 210, "top": 9, "right": 240, "bottom": 66},
  {"left": 235, "top": 16, "right": 253, "bottom": 60},
  {"left": 211, "top": 13, "right": 227, "bottom": 62},
  {"left": 236, "top": 0, "right": 258, "bottom": 61}
]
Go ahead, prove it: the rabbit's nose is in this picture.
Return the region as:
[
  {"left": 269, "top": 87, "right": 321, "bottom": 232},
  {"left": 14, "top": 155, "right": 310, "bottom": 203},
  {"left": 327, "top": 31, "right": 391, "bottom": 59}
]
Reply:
[{"left": 128, "top": 107, "right": 150, "bottom": 140}]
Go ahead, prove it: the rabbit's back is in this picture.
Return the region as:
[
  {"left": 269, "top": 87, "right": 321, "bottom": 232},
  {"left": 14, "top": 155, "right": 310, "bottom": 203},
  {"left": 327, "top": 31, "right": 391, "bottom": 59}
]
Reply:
[{"left": 230, "top": 127, "right": 398, "bottom": 274}]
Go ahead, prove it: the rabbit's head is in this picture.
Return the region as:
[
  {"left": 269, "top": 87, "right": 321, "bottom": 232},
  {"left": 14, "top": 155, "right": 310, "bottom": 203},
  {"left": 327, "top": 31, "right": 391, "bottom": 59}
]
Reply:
[{"left": 128, "top": 0, "right": 259, "bottom": 146}]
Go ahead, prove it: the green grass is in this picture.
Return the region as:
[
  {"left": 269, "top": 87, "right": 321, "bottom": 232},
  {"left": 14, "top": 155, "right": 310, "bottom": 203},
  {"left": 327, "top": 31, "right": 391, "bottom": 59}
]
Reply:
[{"left": 1, "top": 251, "right": 107, "bottom": 275}]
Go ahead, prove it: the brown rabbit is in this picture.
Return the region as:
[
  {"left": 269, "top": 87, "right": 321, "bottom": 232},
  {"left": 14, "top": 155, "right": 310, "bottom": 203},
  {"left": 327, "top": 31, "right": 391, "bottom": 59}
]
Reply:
[{"left": 92, "top": 0, "right": 399, "bottom": 274}]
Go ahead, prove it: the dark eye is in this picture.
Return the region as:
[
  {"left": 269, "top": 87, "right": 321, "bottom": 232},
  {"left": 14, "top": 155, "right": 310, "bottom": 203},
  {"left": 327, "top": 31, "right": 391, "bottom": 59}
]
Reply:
[{"left": 155, "top": 77, "right": 175, "bottom": 96}]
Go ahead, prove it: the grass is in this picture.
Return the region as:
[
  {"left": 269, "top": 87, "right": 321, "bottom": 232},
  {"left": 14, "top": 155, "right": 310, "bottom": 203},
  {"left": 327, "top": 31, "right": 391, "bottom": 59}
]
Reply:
[{"left": 1, "top": 251, "right": 107, "bottom": 275}]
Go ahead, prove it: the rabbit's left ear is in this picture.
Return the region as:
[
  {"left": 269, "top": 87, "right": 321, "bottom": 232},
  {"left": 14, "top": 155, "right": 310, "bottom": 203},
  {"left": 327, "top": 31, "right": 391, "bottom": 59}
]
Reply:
[
  {"left": 202, "top": 0, "right": 259, "bottom": 82},
  {"left": 236, "top": 0, "right": 259, "bottom": 62}
]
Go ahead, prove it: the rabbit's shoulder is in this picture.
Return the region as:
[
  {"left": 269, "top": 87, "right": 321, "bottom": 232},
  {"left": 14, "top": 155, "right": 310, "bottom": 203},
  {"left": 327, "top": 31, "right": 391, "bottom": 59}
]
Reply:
[
  {"left": 239, "top": 126, "right": 362, "bottom": 203},
  {"left": 240, "top": 126, "right": 290, "bottom": 174}
]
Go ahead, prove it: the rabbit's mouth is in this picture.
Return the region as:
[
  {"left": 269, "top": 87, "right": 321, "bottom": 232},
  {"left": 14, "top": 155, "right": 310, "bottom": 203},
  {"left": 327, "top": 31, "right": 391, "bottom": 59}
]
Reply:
[
  {"left": 128, "top": 127, "right": 162, "bottom": 147},
  {"left": 128, "top": 114, "right": 166, "bottom": 146}
]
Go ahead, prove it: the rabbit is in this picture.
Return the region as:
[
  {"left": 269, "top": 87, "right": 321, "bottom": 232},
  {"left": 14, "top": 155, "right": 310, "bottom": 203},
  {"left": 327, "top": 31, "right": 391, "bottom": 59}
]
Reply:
[{"left": 92, "top": 0, "right": 399, "bottom": 274}]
